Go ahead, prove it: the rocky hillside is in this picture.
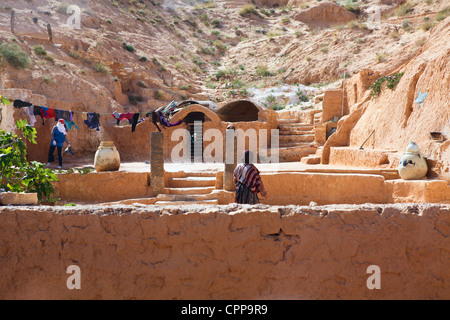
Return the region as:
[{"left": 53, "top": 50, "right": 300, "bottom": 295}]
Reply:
[
  {"left": 0, "top": 0, "right": 448, "bottom": 165},
  {"left": 0, "top": 0, "right": 448, "bottom": 105}
]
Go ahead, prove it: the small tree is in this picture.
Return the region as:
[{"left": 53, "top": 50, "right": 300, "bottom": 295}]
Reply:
[{"left": 0, "top": 119, "right": 58, "bottom": 202}]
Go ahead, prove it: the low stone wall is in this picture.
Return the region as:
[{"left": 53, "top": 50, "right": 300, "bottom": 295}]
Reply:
[
  {"left": 0, "top": 203, "right": 449, "bottom": 300},
  {"left": 52, "top": 170, "right": 450, "bottom": 205},
  {"left": 260, "top": 172, "right": 387, "bottom": 205},
  {"left": 53, "top": 171, "right": 153, "bottom": 203}
]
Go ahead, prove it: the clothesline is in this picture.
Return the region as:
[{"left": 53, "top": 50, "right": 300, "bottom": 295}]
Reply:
[
  {"left": 0, "top": 94, "right": 154, "bottom": 114},
  {"left": 0, "top": 94, "right": 185, "bottom": 133},
  {"left": 0, "top": 94, "right": 155, "bottom": 132}
]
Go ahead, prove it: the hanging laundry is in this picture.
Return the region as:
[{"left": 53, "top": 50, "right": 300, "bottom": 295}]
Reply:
[
  {"left": 65, "top": 119, "right": 79, "bottom": 131},
  {"left": 61, "top": 110, "right": 78, "bottom": 131},
  {"left": 111, "top": 111, "right": 120, "bottom": 122},
  {"left": 83, "top": 112, "right": 100, "bottom": 131},
  {"left": 157, "top": 111, "right": 182, "bottom": 128},
  {"left": 23, "top": 106, "right": 37, "bottom": 127},
  {"left": 151, "top": 111, "right": 162, "bottom": 132},
  {"left": 55, "top": 109, "right": 65, "bottom": 120},
  {"left": 150, "top": 111, "right": 183, "bottom": 132},
  {"left": 131, "top": 113, "right": 140, "bottom": 132},
  {"left": 33, "top": 106, "right": 45, "bottom": 126},
  {"left": 13, "top": 99, "right": 33, "bottom": 108},
  {"left": 118, "top": 112, "right": 135, "bottom": 125},
  {"left": 40, "top": 107, "right": 57, "bottom": 120}
]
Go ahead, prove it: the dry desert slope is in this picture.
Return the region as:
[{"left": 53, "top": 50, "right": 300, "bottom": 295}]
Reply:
[{"left": 0, "top": 0, "right": 448, "bottom": 171}]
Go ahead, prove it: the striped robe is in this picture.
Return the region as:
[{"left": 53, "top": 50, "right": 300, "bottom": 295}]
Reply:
[{"left": 233, "top": 163, "right": 264, "bottom": 204}]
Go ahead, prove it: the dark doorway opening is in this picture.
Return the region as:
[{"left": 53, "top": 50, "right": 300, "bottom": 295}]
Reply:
[{"left": 184, "top": 112, "right": 206, "bottom": 162}]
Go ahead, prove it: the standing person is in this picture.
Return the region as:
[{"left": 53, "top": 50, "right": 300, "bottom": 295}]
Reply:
[
  {"left": 233, "top": 150, "right": 268, "bottom": 204},
  {"left": 47, "top": 119, "right": 70, "bottom": 169}
]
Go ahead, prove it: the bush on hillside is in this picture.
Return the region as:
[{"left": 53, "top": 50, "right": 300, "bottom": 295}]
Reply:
[{"left": 0, "top": 43, "right": 31, "bottom": 69}]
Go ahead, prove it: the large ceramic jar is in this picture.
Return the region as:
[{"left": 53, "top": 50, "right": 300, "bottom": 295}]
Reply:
[
  {"left": 398, "top": 141, "right": 428, "bottom": 180},
  {"left": 94, "top": 141, "right": 120, "bottom": 172}
]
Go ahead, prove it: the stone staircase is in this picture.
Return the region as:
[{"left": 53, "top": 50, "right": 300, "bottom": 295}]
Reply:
[
  {"left": 277, "top": 119, "right": 318, "bottom": 162},
  {"left": 301, "top": 147, "right": 323, "bottom": 164},
  {"left": 154, "top": 172, "right": 219, "bottom": 205},
  {"left": 313, "top": 111, "right": 323, "bottom": 125}
]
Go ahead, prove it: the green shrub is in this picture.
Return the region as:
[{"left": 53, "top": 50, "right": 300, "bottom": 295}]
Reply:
[
  {"left": 213, "top": 40, "right": 226, "bottom": 52},
  {"left": 68, "top": 50, "right": 80, "bottom": 59},
  {"left": 0, "top": 43, "right": 31, "bottom": 69},
  {"left": 239, "top": 4, "right": 257, "bottom": 16},
  {"left": 393, "top": 1, "right": 414, "bottom": 17},
  {"left": 154, "top": 89, "right": 164, "bottom": 100},
  {"left": 255, "top": 64, "right": 273, "bottom": 77},
  {"left": 375, "top": 53, "right": 386, "bottom": 63},
  {"left": 225, "top": 79, "right": 246, "bottom": 89},
  {"left": 129, "top": 95, "right": 143, "bottom": 105},
  {"left": 33, "top": 45, "right": 47, "bottom": 56},
  {"left": 56, "top": 3, "right": 70, "bottom": 14},
  {"left": 369, "top": 72, "right": 404, "bottom": 99},
  {"left": 95, "top": 62, "right": 110, "bottom": 74},
  {"left": 296, "top": 91, "right": 309, "bottom": 102},
  {"left": 123, "top": 42, "right": 135, "bottom": 52},
  {"left": 281, "top": 16, "right": 290, "bottom": 25},
  {"left": 436, "top": 6, "right": 450, "bottom": 21},
  {"left": 0, "top": 119, "right": 58, "bottom": 201},
  {"left": 211, "top": 19, "right": 221, "bottom": 27},
  {"left": 41, "top": 75, "right": 54, "bottom": 83},
  {"left": 419, "top": 21, "right": 436, "bottom": 31},
  {"left": 44, "top": 55, "right": 55, "bottom": 63},
  {"left": 201, "top": 46, "right": 216, "bottom": 55}
]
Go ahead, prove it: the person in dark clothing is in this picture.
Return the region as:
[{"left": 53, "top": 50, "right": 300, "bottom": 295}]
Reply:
[
  {"left": 233, "top": 150, "right": 268, "bottom": 204},
  {"left": 47, "top": 119, "right": 70, "bottom": 169}
]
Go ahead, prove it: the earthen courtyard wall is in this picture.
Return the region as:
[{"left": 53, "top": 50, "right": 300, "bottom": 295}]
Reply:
[{"left": 0, "top": 204, "right": 449, "bottom": 299}]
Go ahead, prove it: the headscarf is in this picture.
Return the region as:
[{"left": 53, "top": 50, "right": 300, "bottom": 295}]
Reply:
[{"left": 56, "top": 119, "right": 67, "bottom": 135}]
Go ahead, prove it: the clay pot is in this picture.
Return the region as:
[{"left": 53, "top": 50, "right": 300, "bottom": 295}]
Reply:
[
  {"left": 94, "top": 141, "right": 120, "bottom": 172},
  {"left": 398, "top": 142, "right": 427, "bottom": 180}
]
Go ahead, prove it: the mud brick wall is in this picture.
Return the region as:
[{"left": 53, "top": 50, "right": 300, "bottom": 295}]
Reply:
[{"left": 0, "top": 203, "right": 449, "bottom": 299}]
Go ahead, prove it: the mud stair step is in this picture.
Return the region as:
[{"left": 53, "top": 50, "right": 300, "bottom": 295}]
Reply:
[
  {"left": 278, "top": 123, "right": 314, "bottom": 130},
  {"left": 300, "top": 155, "right": 321, "bottom": 164},
  {"left": 164, "top": 186, "right": 215, "bottom": 195},
  {"left": 154, "top": 193, "right": 218, "bottom": 205},
  {"left": 279, "top": 134, "right": 315, "bottom": 143},
  {"left": 168, "top": 176, "right": 216, "bottom": 188},
  {"left": 279, "top": 128, "right": 314, "bottom": 135},
  {"left": 154, "top": 199, "right": 219, "bottom": 206}
]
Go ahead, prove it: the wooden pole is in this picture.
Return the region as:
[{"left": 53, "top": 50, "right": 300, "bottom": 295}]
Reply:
[
  {"left": 47, "top": 23, "right": 53, "bottom": 44},
  {"left": 359, "top": 129, "right": 375, "bottom": 150},
  {"left": 10, "top": 10, "right": 15, "bottom": 34}
]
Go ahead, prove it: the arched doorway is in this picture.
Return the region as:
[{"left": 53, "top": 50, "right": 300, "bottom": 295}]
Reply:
[
  {"left": 170, "top": 104, "right": 224, "bottom": 163},
  {"left": 183, "top": 112, "right": 206, "bottom": 162}
]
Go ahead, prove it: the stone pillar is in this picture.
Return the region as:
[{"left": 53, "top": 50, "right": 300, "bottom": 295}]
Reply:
[
  {"left": 223, "top": 126, "right": 237, "bottom": 191},
  {"left": 150, "top": 131, "right": 165, "bottom": 195}
]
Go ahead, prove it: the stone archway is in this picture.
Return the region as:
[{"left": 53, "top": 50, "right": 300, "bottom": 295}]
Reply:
[
  {"left": 170, "top": 104, "right": 224, "bottom": 162},
  {"left": 216, "top": 100, "right": 262, "bottom": 122}
]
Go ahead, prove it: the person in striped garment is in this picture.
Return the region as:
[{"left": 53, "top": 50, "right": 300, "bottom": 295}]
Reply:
[{"left": 233, "top": 150, "right": 268, "bottom": 204}]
